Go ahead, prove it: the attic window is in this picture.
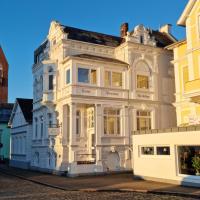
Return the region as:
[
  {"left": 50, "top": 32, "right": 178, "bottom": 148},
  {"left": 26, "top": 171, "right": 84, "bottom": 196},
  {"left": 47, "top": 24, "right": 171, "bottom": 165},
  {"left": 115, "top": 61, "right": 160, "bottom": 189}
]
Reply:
[{"left": 140, "top": 36, "right": 144, "bottom": 44}]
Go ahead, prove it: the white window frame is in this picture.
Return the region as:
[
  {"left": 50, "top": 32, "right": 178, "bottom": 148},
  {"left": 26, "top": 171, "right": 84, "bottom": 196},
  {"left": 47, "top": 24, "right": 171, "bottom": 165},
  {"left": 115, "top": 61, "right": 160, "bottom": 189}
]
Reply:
[
  {"left": 77, "top": 66, "right": 97, "bottom": 86},
  {"left": 103, "top": 108, "right": 121, "bottom": 136},
  {"left": 136, "top": 110, "right": 152, "bottom": 131},
  {"left": 104, "top": 70, "right": 123, "bottom": 88}
]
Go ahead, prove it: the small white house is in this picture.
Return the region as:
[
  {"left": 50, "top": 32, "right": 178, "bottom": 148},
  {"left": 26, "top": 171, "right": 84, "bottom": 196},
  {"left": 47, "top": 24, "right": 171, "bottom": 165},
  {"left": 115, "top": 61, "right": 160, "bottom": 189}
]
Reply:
[
  {"left": 9, "top": 98, "right": 33, "bottom": 169},
  {"left": 132, "top": 127, "right": 200, "bottom": 187}
]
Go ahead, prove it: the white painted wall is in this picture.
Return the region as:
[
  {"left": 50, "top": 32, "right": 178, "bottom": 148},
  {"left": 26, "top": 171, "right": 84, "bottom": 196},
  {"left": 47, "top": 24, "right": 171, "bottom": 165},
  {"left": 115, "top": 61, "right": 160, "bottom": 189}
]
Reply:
[{"left": 132, "top": 131, "right": 200, "bottom": 186}]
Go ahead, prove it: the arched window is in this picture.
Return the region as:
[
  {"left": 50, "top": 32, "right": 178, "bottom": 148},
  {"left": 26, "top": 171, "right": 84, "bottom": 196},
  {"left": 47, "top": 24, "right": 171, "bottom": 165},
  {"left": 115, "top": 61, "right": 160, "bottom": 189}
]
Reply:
[{"left": 135, "top": 61, "right": 151, "bottom": 90}]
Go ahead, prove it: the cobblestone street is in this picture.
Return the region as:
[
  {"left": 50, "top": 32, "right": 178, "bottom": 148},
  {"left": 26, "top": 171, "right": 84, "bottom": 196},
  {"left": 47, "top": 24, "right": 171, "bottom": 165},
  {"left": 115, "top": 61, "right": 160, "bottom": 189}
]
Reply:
[{"left": 0, "top": 171, "right": 199, "bottom": 200}]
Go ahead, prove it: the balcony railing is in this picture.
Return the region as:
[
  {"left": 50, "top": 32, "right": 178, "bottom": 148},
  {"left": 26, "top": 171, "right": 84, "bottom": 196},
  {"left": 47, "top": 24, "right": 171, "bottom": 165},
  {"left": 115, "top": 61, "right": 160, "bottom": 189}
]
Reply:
[{"left": 132, "top": 125, "right": 200, "bottom": 135}]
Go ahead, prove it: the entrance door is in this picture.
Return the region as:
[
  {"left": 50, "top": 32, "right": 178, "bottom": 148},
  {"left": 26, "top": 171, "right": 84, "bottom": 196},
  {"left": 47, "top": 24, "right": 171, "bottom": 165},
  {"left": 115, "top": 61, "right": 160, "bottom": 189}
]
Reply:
[{"left": 106, "top": 152, "right": 120, "bottom": 171}]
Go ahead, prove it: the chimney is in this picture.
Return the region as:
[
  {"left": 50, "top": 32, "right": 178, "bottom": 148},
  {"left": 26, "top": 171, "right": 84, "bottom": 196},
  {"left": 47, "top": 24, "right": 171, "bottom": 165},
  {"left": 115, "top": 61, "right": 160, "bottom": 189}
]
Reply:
[
  {"left": 159, "top": 24, "right": 172, "bottom": 34},
  {"left": 120, "top": 23, "right": 129, "bottom": 37}
]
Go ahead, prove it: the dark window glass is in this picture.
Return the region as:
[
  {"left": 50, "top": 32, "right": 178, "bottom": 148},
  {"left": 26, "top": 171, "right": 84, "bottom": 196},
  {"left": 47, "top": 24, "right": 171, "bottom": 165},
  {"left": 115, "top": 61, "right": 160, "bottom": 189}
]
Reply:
[
  {"left": 157, "top": 146, "right": 170, "bottom": 155},
  {"left": 49, "top": 75, "right": 53, "bottom": 90},
  {"left": 178, "top": 146, "right": 200, "bottom": 175},
  {"left": 78, "top": 68, "right": 89, "bottom": 83},
  {"left": 66, "top": 69, "right": 70, "bottom": 84},
  {"left": 141, "top": 147, "right": 154, "bottom": 155}
]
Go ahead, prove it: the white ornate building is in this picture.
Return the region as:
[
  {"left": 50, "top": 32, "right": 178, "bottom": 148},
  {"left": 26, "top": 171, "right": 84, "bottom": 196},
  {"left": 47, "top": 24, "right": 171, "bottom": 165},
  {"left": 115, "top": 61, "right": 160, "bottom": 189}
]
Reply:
[{"left": 31, "top": 21, "right": 176, "bottom": 175}]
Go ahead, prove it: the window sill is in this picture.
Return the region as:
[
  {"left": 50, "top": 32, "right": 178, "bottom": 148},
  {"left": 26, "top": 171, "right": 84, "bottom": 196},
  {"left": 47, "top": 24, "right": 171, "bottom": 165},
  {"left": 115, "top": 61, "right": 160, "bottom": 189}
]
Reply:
[
  {"left": 136, "top": 89, "right": 154, "bottom": 93},
  {"left": 102, "top": 135, "right": 124, "bottom": 138}
]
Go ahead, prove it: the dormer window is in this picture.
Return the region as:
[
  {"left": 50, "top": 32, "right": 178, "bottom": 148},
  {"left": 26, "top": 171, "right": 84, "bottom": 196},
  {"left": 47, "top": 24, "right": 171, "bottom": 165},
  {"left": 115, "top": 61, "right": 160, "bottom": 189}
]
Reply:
[{"left": 140, "top": 35, "right": 144, "bottom": 44}]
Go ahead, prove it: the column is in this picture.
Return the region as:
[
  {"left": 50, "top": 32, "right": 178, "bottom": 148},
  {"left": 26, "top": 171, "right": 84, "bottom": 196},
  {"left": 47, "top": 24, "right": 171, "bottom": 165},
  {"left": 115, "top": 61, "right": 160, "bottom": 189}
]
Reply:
[
  {"left": 123, "top": 106, "right": 129, "bottom": 141},
  {"left": 69, "top": 103, "right": 76, "bottom": 163},
  {"left": 95, "top": 104, "right": 103, "bottom": 167}
]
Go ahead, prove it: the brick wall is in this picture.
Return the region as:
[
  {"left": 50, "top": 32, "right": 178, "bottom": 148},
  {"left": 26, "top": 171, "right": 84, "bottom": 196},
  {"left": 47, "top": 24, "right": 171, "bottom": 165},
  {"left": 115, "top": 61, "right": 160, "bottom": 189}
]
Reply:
[{"left": 0, "top": 47, "right": 8, "bottom": 103}]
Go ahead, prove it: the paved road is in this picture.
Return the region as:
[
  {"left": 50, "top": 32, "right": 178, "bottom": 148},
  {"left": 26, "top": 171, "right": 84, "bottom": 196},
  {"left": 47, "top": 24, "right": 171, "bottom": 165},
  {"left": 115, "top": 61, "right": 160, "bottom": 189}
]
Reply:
[{"left": 0, "top": 171, "right": 198, "bottom": 200}]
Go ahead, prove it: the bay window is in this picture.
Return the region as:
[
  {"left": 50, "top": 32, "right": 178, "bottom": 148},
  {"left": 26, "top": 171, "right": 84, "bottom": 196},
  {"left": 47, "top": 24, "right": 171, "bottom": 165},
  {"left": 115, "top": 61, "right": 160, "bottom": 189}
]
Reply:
[
  {"left": 104, "top": 108, "right": 121, "bottom": 135},
  {"left": 78, "top": 67, "right": 97, "bottom": 84},
  {"left": 105, "top": 71, "right": 122, "bottom": 88},
  {"left": 136, "top": 110, "right": 151, "bottom": 131},
  {"left": 137, "top": 75, "right": 149, "bottom": 89}
]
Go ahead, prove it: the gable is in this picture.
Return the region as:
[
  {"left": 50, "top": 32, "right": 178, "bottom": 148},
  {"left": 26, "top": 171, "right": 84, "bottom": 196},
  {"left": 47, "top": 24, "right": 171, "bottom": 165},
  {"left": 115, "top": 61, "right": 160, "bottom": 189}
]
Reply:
[
  {"left": 177, "top": 0, "right": 197, "bottom": 26},
  {"left": 11, "top": 103, "right": 27, "bottom": 128}
]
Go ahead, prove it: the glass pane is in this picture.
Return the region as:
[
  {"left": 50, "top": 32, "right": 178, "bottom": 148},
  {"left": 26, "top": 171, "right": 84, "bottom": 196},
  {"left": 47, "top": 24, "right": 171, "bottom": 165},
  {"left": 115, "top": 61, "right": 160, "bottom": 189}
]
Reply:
[
  {"left": 137, "top": 75, "right": 149, "bottom": 89},
  {"left": 104, "top": 116, "right": 107, "bottom": 134},
  {"left": 141, "top": 147, "right": 154, "bottom": 155},
  {"left": 49, "top": 75, "right": 53, "bottom": 90},
  {"left": 105, "top": 71, "right": 111, "bottom": 87},
  {"left": 78, "top": 68, "right": 89, "bottom": 83},
  {"left": 117, "top": 116, "right": 120, "bottom": 134},
  {"left": 112, "top": 72, "right": 122, "bottom": 87},
  {"left": 178, "top": 146, "right": 200, "bottom": 175},
  {"left": 107, "top": 116, "right": 115, "bottom": 134},
  {"left": 137, "top": 117, "right": 151, "bottom": 131},
  {"left": 91, "top": 69, "right": 97, "bottom": 84},
  {"left": 66, "top": 69, "right": 70, "bottom": 84},
  {"left": 157, "top": 146, "right": 170, "bottom": 155}
]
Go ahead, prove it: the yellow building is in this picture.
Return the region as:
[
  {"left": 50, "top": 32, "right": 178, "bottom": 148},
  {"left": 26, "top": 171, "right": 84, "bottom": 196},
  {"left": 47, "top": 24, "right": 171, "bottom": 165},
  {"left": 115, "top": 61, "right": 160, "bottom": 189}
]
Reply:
[{"left": 168, "top": 0, "right": 200, "bottom": 126}]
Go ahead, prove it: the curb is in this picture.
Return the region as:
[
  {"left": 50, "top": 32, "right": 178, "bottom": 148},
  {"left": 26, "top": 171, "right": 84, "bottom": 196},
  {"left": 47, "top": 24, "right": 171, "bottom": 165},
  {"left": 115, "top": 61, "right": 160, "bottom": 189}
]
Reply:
[{"left": 0, "top": 168, "right": 200, "bottom": 199}]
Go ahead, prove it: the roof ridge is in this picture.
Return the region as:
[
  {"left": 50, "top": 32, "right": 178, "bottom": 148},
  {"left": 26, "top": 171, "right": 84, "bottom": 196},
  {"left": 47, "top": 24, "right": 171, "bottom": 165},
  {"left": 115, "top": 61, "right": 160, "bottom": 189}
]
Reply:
[{"left": 62, "top": 25, "right": 121, "bottom": 39}]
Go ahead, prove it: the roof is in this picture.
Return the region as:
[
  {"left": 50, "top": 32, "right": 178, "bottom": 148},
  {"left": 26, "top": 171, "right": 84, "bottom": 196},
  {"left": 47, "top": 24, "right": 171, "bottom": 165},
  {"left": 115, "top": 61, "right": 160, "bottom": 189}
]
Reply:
[
  {"left": 34, "top": 23, "right": 176, "bottom": 60},
  {"left": 71, "top": 54, "right": 129, "bottom": 65},
  {"left": 166, "top": 39, "right": 187, "bottom": 50},
  {"left": 0, "top": 103, "right": 14, "bottom": 123},
  {"left": 177, "top": 0, "right": 196, "bottom": 26},
  {"left": 34, "top": 40, "right": 48, "bottom": 64},
  {"left": 150, "top": 30, "right": 176, "bottom": 47},
  {"left": 62, "top": 25, "right": 124, "bottom": 47},
  {"left": 16, "top": 98, "right": 33, "bottom": 123}
]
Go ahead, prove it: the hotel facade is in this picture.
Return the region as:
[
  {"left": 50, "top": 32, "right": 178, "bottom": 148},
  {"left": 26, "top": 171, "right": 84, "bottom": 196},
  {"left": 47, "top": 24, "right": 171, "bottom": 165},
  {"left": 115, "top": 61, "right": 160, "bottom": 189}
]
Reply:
[{"left": 31, "top": 21, "right": 176, "bottom": 175}]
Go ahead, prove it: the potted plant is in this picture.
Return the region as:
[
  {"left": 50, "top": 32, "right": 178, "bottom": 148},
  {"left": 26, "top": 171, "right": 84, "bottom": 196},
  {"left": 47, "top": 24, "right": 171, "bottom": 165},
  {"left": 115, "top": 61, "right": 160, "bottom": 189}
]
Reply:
[{"left": 192, "top": 156, "right": 200, "bottom": 176}]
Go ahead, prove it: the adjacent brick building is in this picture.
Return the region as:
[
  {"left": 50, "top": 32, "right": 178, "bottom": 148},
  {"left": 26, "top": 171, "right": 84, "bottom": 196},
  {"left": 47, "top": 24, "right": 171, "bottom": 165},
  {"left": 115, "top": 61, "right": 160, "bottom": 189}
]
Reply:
[{"left": 0, "top": 46, "right": 8, "bottom": 103}]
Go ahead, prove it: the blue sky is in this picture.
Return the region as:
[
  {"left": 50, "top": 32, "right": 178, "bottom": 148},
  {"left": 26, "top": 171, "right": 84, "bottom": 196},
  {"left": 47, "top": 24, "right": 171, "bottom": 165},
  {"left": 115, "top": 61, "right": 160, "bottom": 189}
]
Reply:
[{"left": 0, "top": 0, "right": 188, "bottom": 103}]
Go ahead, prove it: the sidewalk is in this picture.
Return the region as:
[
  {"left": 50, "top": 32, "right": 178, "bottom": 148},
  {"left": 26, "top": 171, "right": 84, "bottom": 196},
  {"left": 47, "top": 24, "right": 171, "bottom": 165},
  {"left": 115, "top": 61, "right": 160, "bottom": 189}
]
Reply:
[{"left": 1, "top": 165, "right": 200, "bottom": 198}]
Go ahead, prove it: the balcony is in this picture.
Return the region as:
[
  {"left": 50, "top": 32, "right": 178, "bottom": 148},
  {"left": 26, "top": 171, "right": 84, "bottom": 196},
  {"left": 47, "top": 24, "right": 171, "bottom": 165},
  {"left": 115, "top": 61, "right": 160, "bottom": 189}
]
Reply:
[
  {"left": 48, "top": 124, "right": 61, "bottom": 137},
  {"left": 57, "top": 85, "right": 129, "bottom": 100},
  {"left": 42, "top": 92, "right": 54, "bottom": 105}
]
